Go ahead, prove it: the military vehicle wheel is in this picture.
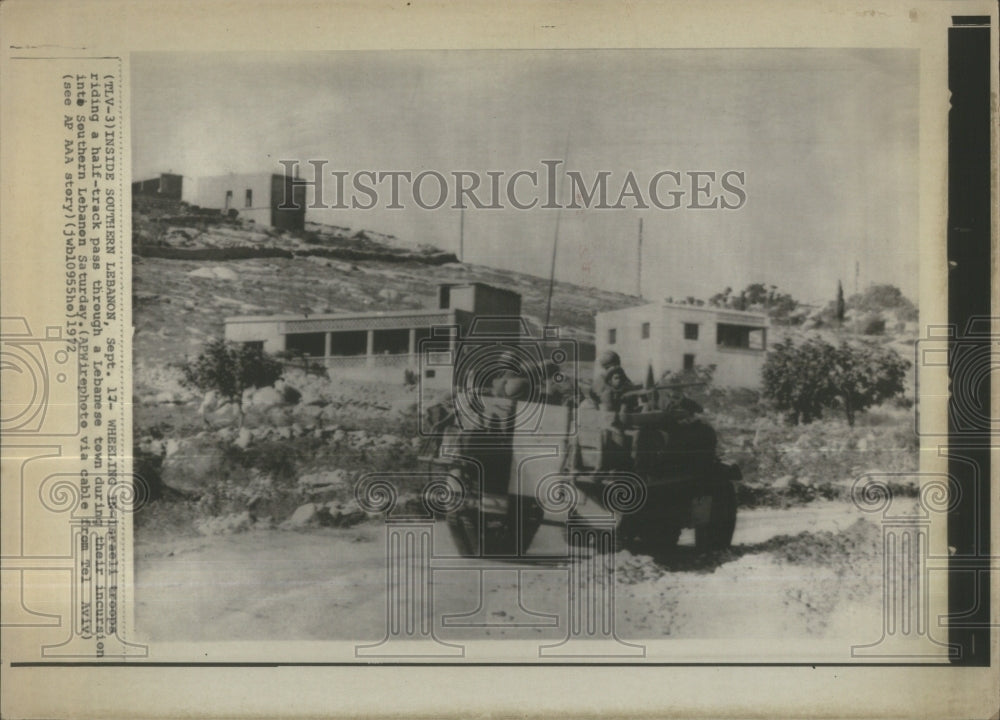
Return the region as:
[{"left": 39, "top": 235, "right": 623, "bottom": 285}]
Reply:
[
  {"left": 446, "top": 496, "right": 544, "bottom": 558},
  {"left": 619, "top": 514, "right": 681, "bottom": 556},
  {"left": 695, "top": 478, "right": 737, "bottom": 551}
]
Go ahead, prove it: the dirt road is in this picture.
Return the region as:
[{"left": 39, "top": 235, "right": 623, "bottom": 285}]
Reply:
[{"left": 134, "top": 500, "right": 885, "bottom": 648}]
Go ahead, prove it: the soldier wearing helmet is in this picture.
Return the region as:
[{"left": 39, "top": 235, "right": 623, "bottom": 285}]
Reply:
[{"left": 591, "top": 350, "right": 638, "bottom": 412}]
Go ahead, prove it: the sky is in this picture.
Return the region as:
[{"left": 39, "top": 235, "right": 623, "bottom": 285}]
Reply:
[{"left": 131, "top": 49, "right": 919, "bottom": 306}]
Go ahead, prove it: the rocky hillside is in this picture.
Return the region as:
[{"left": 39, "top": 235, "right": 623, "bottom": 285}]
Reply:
[{"left": 132, "top": 196, "right": 643, "bottom": 390}]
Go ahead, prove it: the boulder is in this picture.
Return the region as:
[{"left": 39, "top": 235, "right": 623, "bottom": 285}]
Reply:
[
  {"left": 198, "top": 390, "right": 221, "bottom": 415},
  {"left": 282, "top": 503, "right": 332, "bottom": 529},
  {"left": 160, "top": 439, "right": 228, "bottom": 497},
  {"left": 772, "top": 475, "right": 793, "bottom": 490},
  {"left": 246, "top": 386, "right": 284, "bottom": 409},
  {"left": 234, "top": 427, "right": 253, "bottom": 449},
  {"left": 298, "top": 469, "right": 352, "bottom": 491},
  {"left": 325, "top": 499, "right": 368, "bottom": 528}
]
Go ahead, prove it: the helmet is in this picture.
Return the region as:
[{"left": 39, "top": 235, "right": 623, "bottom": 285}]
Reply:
[{"left": 598, "top": 350, "right": 621, "bottom": 369}]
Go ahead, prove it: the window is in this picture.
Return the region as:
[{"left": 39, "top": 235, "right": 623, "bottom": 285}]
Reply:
[
  {"left": 438, "top": 285, "right": 451, "bottom": 309},
  {"left": 243, "top": 341, "right": 264, "bottom": 352},
  {"left": 285, "top": 332, "right": 325, "bottom": 357},
  {"left": 372, "top": 329, "right": 410, "bottom": 355},
  {"left": 716, "top": 323, "right": 766, "bottom": 350},
  {"left": 424, "top": 369, "right": 436, "bottom": 378},
  {"left": 245, "top": 189, "right": 253, "bottom": 207},
  {"left": 641, "top": 322, "right": 650, "bottom": 339},
  {"left": 608, "top": 328, "right": 617, "bottom": 345},
  {"left": 683, "top": 353, "right": 696, "bottom": 371},
  {"left": 683, "top": 323, "right": 699, "bottom": 340},
  {"left": 328, "top": 330, "right": 368, "bottom": 356}
]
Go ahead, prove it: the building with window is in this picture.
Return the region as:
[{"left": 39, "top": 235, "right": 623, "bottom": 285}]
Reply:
[
  {"left": 181, "top": 172, "right": 308, "bottom": 231},
  {"left": 594, "top": 301, "right": 769, "bottom": 387},
  {"left": 224, "top": 283, "right": 524, "bottom": 387}
]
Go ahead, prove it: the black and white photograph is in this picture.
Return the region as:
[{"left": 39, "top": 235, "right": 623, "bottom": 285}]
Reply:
[
  {"left": 1, "top": 1, "right": 995, "bottom": 718},
  {"left": 128, "top": 49, "right": 932, "bottom": 657}
]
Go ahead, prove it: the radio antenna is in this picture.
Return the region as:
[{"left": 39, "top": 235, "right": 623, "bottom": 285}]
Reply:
[{"left": 544, "top": 135, "right": 570, "bottom": 328}]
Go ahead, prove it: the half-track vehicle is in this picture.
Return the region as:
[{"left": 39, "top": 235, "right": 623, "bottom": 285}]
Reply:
[{"left": 421, "top": 392, "right": 740, "bottom": 558}]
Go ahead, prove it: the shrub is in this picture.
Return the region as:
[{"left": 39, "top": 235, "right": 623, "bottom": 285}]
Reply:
[
  {"left": 860, "top": 313, "right": 886, "bottom": 335},
  {"left": 762, "top": 337, "right": 909, "bottom": 426},
  {"left": 179, "top": 339, "right": 283, "bottom": 426}
]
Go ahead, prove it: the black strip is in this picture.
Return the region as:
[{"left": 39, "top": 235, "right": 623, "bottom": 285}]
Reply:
[
  {"left": 951, "top": 16, "right": 991, "bottom": 26},
  {"left": 947, "top": 17, "right": 992, "bottom": 667}
]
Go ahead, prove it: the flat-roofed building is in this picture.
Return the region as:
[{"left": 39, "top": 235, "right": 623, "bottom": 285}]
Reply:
[
  {"left": 182, "top": 172, "right": 307, "bottom": 231},
  {"left": 224, "top": 283, "right": 524, "bottom": 387},
  {"left": 594, "top": 301, "right": 769, "bottom": 388}
]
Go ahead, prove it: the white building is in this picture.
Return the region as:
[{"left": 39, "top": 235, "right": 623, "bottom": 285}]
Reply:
[
  {"left": 594, "top": 301, "right": 769, "bottom": 388},
  {"left": 224, "top": 283, "right": 525, "bottom": 387},
  {"left": 181, "top": 172, "right": 307, "bottom": 230}
]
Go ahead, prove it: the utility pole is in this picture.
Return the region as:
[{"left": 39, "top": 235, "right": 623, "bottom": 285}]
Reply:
[
  {"left": 637, "top": 218, "right": 643, "bottom": 298},
  {"left": 459, "top": 205, "right": 465, "bottom": 262}
]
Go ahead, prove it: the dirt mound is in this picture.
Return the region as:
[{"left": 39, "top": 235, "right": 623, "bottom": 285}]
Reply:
[{"left": 755, "top": 517, "right": 881, "bottom": 567}]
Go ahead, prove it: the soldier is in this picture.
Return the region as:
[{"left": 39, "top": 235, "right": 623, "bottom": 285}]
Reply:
[
  {"left": 588, "top": 350, "right": 639, "bottom": 471},
  {"left": 590, "top": 350, "right": 639, "bottom": 412}
]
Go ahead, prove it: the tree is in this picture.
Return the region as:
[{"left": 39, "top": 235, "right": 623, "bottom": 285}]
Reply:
[
  {"left": 180, "top": 339, "right": 283, "bottom": 426},
  {"left": 708, "top": 282, "right": 799, "bottom": 323},
  {"left": 836, "top": 280, "right": 846, "bottom": 324},
  {"left": 827, "top": 341, "right": 909, "bottom": 426},
  {"left": 762, "top": 337, "right": 909, "bottom": 426}
]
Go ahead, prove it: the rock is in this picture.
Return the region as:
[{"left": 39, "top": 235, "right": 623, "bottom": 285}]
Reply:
[
  {"left": 282, "top": 503, "right": 334, "bottom": 528},
  {"left": 325, "top": 499, "right": 368, "bottom": 528},
  {"left": 154, "top": 391, "right": 177, "bottom": 404},
  {"left": 247, "top": 386, "right": 284, "bottom": 409},
  {"left": 248, "top": 427, "right": 264, "bottom": 441},
  {"left": 772, "top": 475, "right": 793, "bottom": 490},
  {"left": 295, "top": 405, "right": 325, "bottom": 421},
  {"left": 332, "top": 429, "right": 347, "bottom": 443},
  {"left": 141, "top": 438, "right": 166, "bottom": 456},
  {"left": 298, "top": 469, "right": 352, "bottom": 493},
  {"left": 234, "top": 427, "right": 253, "bottom": 449},
  {"left": 164, "top": 438, "right": 181, "bottom": 458},
  {"left": 199, "top": 390, "right": 220, "bottom": 414},
  {"left": 284, "top": 503, "right": 319, "bottom": 528},
  {"left": 160, "top": 439, "right": 228, "bottom": 497}
]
